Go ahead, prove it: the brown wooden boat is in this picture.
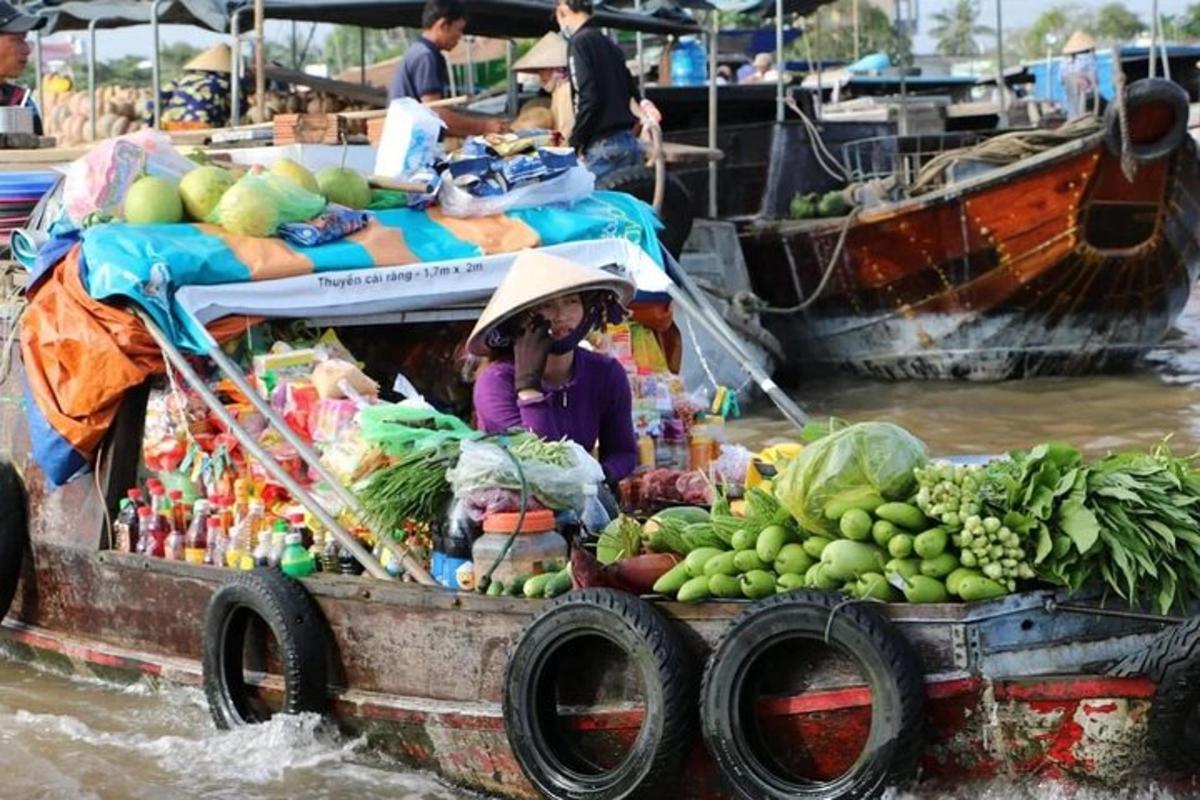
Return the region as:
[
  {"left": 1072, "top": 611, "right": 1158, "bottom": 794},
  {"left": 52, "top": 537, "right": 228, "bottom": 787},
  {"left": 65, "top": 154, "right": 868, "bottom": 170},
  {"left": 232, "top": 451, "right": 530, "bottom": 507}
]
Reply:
[{"left": 737, "top": 78, "right": 1200, "bottom": 380}]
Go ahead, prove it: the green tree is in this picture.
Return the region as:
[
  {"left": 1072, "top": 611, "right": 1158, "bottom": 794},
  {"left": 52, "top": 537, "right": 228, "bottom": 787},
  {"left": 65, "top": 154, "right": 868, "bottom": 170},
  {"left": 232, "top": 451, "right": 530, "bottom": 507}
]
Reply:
[
  {"left": 324, "top": 25, "right": 411, "bottom": 77},
  {"left": 1093, "top": 3, "right": 1144, "bottom": 42},
  {"left": 1177, "top": 3, "right": 1200, "bottom": 38},
  {"left": 1021, "top": 5, "right": 1090, "bottom": 59},
  {"left": 794, "top": 0, "right": 911, "bottom": 65},
  {"left": 929, "top": 0, "right": 994, "bottom": 57}
]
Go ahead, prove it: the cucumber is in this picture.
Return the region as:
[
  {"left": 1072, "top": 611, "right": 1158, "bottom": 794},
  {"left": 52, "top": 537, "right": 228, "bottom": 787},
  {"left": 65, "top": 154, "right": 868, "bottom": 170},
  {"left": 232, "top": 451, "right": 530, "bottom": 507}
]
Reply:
[
  {"left": 523, "top": 573, "right": 554, "bottom": 598},
  {"left": 731, "top": 528, "right": 757, "bottom": 551},
  {"left": 677, "top": 575, "right": 712, "bottom": 603},
  {"left": 872, "top": 520, "right": 900, "bottom": 548},
  {"left": 945, "top": 568, "right": 980, "bottom": 597},
  {"left": 543, "top": 568, "right": 573, "bottom": 598},
  {"left": 875, "top": 502, "right": 928, "bottom": 531},
  {"left": 709, "top": 573, "right": 743, "bottom": 599},
  {"left": 903, "top": 575, "right": 949, "bottom": 603},
  {"left": 773, "top": 543, "right": 813, "bottom": 576},
  {"left": 506, "top": 575, "right": 529, "bottom": 596},
  {"left": 884, "top": 557, "right": 921, "bottom": 580},
  {"left": 652, "top": 562, "right": 691, "bottom": 595},
  {"left": 839, "top": 509, "right": 873, "bottom": 541},
  {"left": 733, "top": 550, "right": 768, "bottom": 573},
  {"left": 685, "top": 547, "right": 725, "bottom": 577},
  {"left": 756, "top": 525, "right": 790, "bottom": 563},
  {"left": 823, "top": 489, "right": 885, "bottom": 521},
  {"left": 887, "top": 533, "right": 914, "bottom": 559},
  {"left": 803, "top": 536, "right": 833, "bottom": 559},
  {"left": 920, "top": 552, "right": 960, "bottom": 579},
  {"left": 857, "top": 572, "right": 901, "bottom": 602},
  {"left": 820, "top": 540, "right": 886, "bottom": 581},
  {"left": 740, "top": 569, "right": 776, "bottom": 600},
  {"left": 703, "top": 551, "right": 739, "bottom": 578},
  {"left": 777, "top": 572, "right": 807, "bottom": 593},
  {"left": 957, "top": 574, "right": 1008, "bottom": 602},
  {"left": 913, "top": 528, "right": 948, "bottom": 559}
]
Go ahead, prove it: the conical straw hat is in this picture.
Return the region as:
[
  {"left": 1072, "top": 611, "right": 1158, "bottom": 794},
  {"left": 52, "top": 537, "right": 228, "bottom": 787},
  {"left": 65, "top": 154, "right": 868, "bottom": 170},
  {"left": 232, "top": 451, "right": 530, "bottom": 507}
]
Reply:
[
  {"left": 512, "top": 33, "right": 568, "bottom": 72},
  {"left": 184, "top": 44, "right": 233, "bottom": 74},
  {"left": 1062, "top": 31, "right": 1096, "bottom": 55},
  {"left": 467, "top": 250, "right": 636, "bottom": 356}
]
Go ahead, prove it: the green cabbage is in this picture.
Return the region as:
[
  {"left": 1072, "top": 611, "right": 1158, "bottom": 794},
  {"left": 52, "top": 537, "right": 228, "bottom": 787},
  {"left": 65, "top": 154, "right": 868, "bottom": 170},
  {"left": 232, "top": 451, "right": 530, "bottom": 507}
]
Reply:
[{"left": 775, "top": 422, "right": 929, "bottom": 536}]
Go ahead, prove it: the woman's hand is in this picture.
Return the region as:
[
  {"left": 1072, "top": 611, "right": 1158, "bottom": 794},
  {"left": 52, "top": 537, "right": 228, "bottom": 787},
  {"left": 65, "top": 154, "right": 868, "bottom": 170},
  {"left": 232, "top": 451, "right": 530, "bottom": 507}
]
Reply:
[{"left": 513, "top": 317, "right": 553, "bottom": 392}]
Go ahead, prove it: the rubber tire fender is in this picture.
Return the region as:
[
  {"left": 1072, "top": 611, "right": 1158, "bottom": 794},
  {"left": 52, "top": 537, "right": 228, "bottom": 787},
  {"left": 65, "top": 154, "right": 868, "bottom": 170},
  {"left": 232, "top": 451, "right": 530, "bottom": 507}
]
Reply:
[
  {"left": 1104, "top": 78, "right": 1190, "bottom": 164},
  {"left": 0, "top": 461, "right": 28, "bottom": 621},
  {"left": 501, "top": 588, "right": 696, "bottom": 800},
  {"left": 202, "top": 568, "right": 331, "bottom": 729},
  {"left": 700, "top": 591, "right": 925, "bottom": 800},
  {"left": 596, "top": 164, "right": 694, "bottom": 259}
]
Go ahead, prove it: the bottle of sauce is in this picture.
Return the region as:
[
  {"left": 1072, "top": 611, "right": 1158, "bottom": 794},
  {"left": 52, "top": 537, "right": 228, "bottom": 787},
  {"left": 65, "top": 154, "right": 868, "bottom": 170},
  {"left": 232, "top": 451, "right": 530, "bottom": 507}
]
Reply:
[
  {"left": 114, "top": 490, "right": 141, "bottom": 553},
  {"left": 149, "top": 485, "right": 169, "bottom": 532},
  {"left": 141, "top": 506, "right": 165, "bottom": 558},
  {"left": 308, "top": 530, "right": 325, "bottom": 573},
  {"left": 225, "top": 520, "right": 250, "bottom": 570},
  {"left": 164, "top": 519, "right": 186, "bottom": 561},
  {"left": 168, "top": 489, "right": 188, "bottom": 533},
  {"left": 208, "top": 516, "right": 228, "bottom": 570},
  {"left": 280, "top": 532, "right": 316, "bottom": 578},
  {"left": 184, "top": 500, "right": 210, "bottom": 565},
  {"left": 252, "top": 524, "right": 273, "bottom": 567},
  {"left": 288, "top": 512, "right": 313, "bottom": 549}
]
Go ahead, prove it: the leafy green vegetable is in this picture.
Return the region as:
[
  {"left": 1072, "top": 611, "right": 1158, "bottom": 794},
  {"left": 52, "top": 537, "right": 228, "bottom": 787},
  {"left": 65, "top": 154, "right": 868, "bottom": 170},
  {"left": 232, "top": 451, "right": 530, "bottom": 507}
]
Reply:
[
  {"left": 357, "top": 441, "right": 461, "bottom": 533},
  {"left": 597, "top": 515, "right": 642, "bottom": 565}
]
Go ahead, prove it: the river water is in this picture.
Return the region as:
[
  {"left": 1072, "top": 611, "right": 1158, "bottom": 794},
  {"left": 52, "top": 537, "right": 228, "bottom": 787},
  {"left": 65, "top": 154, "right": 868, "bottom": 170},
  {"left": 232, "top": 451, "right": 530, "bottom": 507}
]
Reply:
[{"left": 12, "top": 295, "right": 1200, "bottom": 799}]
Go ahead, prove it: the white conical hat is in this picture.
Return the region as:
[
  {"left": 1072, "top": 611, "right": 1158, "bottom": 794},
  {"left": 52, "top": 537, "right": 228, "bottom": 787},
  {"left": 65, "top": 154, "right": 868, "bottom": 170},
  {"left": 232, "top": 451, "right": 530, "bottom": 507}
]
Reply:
[
  {"left": 467, "top": 250, "right": 636, "bottom": 356},
  {"left": 184, "top": 44, "right": 233, "bottom": 74},
  {"left": 512, "top": 33, "right": 568, "bottom": 72},
  {"left": 1062, "top": 31, "right": 1096, "bottom": 55}
]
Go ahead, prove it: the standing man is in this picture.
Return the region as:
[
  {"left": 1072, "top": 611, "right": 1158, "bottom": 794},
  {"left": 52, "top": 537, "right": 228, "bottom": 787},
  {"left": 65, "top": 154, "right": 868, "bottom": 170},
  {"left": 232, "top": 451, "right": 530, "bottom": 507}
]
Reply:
[
  {"left": 389, "top": 0, "right": 506, "bottom": 137},
  {"left": 0, "top": 2, "right": 47, "bottom": 135},
  {"left": 555, "top": 0, "right": 645, "bottom": 180}
]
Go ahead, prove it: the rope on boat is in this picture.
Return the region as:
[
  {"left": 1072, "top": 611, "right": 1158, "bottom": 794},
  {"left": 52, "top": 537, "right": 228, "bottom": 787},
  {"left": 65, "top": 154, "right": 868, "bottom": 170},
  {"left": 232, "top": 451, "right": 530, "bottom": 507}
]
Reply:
[
  {"left": 1112, "top": 46, "right": 1138, "bottom": 183},
  {"left": 734, "top": 208, "right": 860, "bottom": 317},
  {"left": 784, "top": 95, "right": 849, "bottom": 183},
  {"left": 0, "top": 263, "right": 26, "bottom": 387},
  {"left": 907, "top": 115, "right": 1104, "bottom": 196}
]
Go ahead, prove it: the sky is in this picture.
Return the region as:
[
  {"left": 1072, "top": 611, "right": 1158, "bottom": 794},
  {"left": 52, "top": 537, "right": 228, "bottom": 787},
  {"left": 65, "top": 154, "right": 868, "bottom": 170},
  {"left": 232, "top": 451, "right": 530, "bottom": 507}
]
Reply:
[{"left": 41, "top": 1, "right": 1200, "bottom": 64}]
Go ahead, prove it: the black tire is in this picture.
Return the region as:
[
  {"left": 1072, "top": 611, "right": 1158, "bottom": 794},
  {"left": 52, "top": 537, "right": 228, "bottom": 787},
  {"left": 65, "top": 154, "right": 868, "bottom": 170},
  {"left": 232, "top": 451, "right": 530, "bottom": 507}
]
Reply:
[
  {"left": 202, "top": 568, "right": 331, "bottom": 729},
  {"left": 1107, "top": 616, "right": 1200, "bottom": 683},
  {"left": 501, "top": 588, "right": 695, "bottom": 799},
  {"left": 0, "top": 461, "right": 27, "bottom": 621},
  {"left": 596, "top": 165, "right": 693, "bottom": 259},
  {"left": 700, "top": 592, "right": 925, "bottom": 800},
  {"left": 1104, "top": 78, "right": 1189, "bottom": 164}
]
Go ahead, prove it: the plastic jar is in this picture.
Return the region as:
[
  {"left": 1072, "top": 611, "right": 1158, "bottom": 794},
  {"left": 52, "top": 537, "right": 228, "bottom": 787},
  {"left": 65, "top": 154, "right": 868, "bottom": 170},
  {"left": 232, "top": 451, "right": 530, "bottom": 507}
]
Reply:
[{"left": 472, "top": 509, "right": 568, "bottom": 588}]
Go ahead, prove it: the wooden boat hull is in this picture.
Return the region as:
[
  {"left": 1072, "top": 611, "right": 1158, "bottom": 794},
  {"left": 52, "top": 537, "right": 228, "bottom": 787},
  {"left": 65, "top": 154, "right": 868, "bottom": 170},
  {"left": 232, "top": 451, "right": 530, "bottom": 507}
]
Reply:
[{"left": 738, "top": 128, "right": 1200, "bottom": 380}]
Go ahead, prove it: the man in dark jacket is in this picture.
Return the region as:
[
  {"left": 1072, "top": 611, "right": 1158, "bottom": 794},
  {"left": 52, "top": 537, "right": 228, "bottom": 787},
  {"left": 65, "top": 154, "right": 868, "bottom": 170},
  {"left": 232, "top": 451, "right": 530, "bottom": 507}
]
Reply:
[
  {"left": 0, "top": 2, "right": 46, "bottom": 135},
  {"left": 555, "top": 0, "right": 644, "bottom": 180}
]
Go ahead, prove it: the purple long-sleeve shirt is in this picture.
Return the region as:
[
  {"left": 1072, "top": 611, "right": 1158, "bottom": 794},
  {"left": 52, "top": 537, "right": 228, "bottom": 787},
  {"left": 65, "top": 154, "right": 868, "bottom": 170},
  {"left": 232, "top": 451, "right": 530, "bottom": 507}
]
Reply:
[{"left": 473, "top": 348, "right": 638, "bottom": 483}]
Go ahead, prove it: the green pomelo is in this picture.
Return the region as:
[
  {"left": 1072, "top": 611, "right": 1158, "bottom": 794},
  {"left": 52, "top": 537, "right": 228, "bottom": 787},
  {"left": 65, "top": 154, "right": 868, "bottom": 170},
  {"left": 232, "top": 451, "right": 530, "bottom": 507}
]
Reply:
[
  {"left": 179, "top": 166, "right": 235, "bottom": 221},
  {"left": 124, "top": 176, "right": 183, "bottom": 224},
  {"left": 271, "top": 157, "right": 320, "bottom": 194},
  {"left": 214, "top": 181, "right": 281, "bottom": 237},
  {"left": 316, "top": 166, "right": 371, "bottom": 209}
]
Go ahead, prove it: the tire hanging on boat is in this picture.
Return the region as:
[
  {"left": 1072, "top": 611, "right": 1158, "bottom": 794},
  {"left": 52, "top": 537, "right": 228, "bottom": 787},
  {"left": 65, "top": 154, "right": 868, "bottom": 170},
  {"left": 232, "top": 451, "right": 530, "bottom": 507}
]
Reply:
[
  {"left": 595, "top": 165, "right": 694, "bottom": 259},
  {"left": 202, "top": 568, "right": 332, "bottom": 729},
  {"left": 700, "top": 591, "right": 925, "bottom": 800},
  {"left": 0, "top": 460, "right": 28, "bottom": 622},
  {"left": 501, "top": 588, "right": 696, "bottom": 800},
  {"left": 1104, "top": 78, "right": 1189, "bottom": 165}
]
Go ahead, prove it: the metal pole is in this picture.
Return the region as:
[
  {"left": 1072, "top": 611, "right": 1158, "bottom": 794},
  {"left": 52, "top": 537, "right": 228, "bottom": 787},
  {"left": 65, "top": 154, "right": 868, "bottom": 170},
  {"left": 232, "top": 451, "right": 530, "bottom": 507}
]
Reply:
[
  {"left": 994, "top": 0, "right": 1006, "bottom": 128},
  {"left": 708, "top": 10, "right": 718, "bottom": 219},
  {"left": 33, "top": 30, "right": 43, "bottom": 123},
  {"left": 774, "top": 0, "right": 784, "bottom": 122},
  {"left": 254, "top": 0, "right": 265, "bottom": 125},
  {"left": 635, "top": 0, "right": 645, "bottom": 95},
  {"left": 291, "top": 19, "right": 298, "bottom": 69},
  {"left": 505, "top": 39, "right": 517, "bottom": 116},
  {"left": 852, "top": 0, "right": 860, "bottom": 62},
  {"left": 231, "top": 11, "right": 241, "bottom": 127},
  {"left": 135, "top": 313, "right": 397, "bottom": 582},
  {"left": 88, "top": 19, "right": 98, "bottom": 141},
  {"left": 151, "top": 0, "right": 167, "bottom": 128},
  {"left": 1150, "top": 0, "right": 1159, "bottom": 78},
  {"left": 359, "top": 27, "right": 366, "bottom": 85}
]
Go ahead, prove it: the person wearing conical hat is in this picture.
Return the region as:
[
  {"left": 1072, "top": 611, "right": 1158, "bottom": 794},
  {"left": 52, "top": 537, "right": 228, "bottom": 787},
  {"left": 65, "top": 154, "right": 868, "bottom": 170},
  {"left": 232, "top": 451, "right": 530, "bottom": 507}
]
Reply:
[
  {"left": 512, "top": 32, "right": 575, "bottom": 140},
  {"left": 470, "top": 250, "right": 639, "bottom": 484},
  {"left": 1061, "top": 31, "right": 1098, "bottom": 120},
  {"left": 144, "top": 44, "right": 244, "bottom": 130}
]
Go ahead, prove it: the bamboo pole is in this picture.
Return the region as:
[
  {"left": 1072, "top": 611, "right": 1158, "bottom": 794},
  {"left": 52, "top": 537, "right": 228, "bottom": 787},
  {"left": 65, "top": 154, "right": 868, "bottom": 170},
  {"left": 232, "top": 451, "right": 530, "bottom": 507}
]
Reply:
[{"left": 254, "top": 0, "right": 265, "bottom": 125}]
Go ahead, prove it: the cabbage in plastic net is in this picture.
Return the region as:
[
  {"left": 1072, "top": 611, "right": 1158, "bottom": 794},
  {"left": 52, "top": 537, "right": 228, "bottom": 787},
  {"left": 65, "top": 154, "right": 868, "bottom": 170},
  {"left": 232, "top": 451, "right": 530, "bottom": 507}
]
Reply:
[
  {"left": 774, "top": 422, "right": 929, "bottom": 536},
  {"left": 207, "top": 172, "right": 326, "bottom": 237}
]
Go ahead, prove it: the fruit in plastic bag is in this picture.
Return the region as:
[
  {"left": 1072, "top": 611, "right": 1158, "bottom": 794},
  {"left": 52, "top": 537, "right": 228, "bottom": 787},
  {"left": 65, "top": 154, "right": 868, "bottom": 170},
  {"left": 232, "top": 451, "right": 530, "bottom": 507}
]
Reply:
[
  {"left": 271, "top": 157, "right": 321, "bottom": 194},
  {"left": 316, "top": 166, "right": 371, "bottom": 209},
  {"left": 123, "top": 175, "right": 183, "bottom": 224},
  {"left": 208, "top": 171, "right": 326, "bottom": 237},
  {"left": 179, "top": 165, "right": 235, "bottom": 221}
]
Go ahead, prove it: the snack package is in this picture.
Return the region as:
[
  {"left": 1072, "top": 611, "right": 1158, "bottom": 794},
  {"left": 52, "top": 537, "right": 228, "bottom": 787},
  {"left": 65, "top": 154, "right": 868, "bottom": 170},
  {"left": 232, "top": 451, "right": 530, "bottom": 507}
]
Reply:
[{"left": 63, "top": 129, "right": 197, "bottom": 225}]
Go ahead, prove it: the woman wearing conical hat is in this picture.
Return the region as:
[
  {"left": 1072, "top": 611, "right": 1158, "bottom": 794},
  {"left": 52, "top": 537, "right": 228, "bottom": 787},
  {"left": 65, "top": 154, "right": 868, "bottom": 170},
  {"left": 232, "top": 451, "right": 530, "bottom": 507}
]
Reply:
[
  {"left": 144, "top": 44, "right": 244, "bottom": 129},
  {"left": 469, "top": 250, "right": 638, "bottom": 484},
  {"left": 1061, "top": 31, "right": 1098, "bottom": 120}
]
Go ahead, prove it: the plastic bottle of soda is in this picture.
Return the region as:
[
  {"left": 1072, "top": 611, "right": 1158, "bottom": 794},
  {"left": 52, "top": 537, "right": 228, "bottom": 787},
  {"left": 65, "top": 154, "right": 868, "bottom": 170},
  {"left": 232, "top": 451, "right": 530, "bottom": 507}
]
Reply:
[
  {"left": 225, "top": 519, "right": 249, "bottom": 570},
  {"left": 252, "top": 523, "right": 272, "bottom": 567},
  {"left": 287, "top": 512, "right": 312, "bottom": 550},
  {"left": 114, "top": 490, "right": 140, "bottom": 553},
  {"left": 149, "top": 485, "right": 169, "bottom": 532},
  {"left": 208, "top": 517, "right": 228, "bottom": 569},
  {"left": 267, "top": 521, "right": 287, "bottom": 568},
  {"left": 184, "top": 500, "right": 210, "bottom": 565},
  {"left": 280, "top": 532, "right": 316, "bottom": 578},
  {"left": 141, "top": 506, "right": 166, "bottom": 558},
  {"left": 168, "top": 489, "right": 188, "bottom": 533}
]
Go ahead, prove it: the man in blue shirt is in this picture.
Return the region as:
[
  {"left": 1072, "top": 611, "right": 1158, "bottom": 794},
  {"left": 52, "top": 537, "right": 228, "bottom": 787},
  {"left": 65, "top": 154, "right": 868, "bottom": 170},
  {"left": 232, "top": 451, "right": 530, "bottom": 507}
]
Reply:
[
  {"left": 390, "top": 0, "right": 506, "bottom": 137},
  {"left": 0, "top": 2, "right": 46, "bottom": 135}
]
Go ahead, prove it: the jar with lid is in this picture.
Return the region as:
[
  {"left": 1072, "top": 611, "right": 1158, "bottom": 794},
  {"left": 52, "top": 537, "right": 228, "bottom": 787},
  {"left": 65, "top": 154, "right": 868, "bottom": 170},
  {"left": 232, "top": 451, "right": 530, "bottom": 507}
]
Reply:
[{"left": 472, "top": 509, "right": 567, "bottom": 588}]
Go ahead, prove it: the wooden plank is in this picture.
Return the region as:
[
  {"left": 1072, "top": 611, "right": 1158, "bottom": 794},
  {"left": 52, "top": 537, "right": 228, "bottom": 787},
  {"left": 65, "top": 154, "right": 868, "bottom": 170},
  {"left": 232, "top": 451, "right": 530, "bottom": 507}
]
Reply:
[
  {"left": 263, "top": 65, "right": 387, "bottom": 107},
  {"left": 660, "top": 141, "right": 723, "bottom": 165}
]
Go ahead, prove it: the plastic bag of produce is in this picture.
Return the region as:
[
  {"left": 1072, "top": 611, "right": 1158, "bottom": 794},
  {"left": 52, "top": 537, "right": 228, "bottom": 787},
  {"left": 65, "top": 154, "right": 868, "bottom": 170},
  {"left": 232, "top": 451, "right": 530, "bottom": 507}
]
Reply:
[
  {"left": 206, "top": 172, "right": 326, "bottom": 238},
  {"left": 359, "top": 402, "right": 478, "bottom": 456},
  {"left": 63, "top": 128, "right": 196, "bottom": 226},
  {"left": 774, "top": 422, "right": 928, "bottom": 536},
  {"left": 436, "top": 165, "right": 594, "bottom": 218},
  {"left": 446, "top": 438, "right": 605, "bottom": 512}
]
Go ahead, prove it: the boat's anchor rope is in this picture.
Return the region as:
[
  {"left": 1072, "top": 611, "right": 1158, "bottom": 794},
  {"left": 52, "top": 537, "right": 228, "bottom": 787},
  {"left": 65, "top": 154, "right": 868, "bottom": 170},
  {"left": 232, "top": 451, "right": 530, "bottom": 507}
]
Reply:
[{"left": 1113, "top": 51, "right": 1137, "bottom": 183}]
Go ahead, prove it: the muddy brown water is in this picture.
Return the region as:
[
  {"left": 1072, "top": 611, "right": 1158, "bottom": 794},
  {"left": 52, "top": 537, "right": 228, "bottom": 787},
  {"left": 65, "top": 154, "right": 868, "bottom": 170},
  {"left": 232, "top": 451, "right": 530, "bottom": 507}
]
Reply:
[{"left": 12, "top": 291, "right": 1200, "bottom": 799}]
